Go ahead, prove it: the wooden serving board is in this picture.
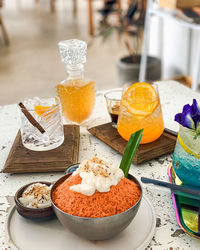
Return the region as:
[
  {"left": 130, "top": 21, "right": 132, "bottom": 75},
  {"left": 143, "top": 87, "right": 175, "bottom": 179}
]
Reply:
[
  {"left": 2, "top": 125, "right": 79, "bottom": 173},
  {"left": 88, "top": 123, "right": 177, "bottom": 164}
]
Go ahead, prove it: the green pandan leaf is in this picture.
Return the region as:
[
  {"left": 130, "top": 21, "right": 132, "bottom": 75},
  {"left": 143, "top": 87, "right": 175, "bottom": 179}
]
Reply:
[{"left": 120, "top": 129, "right": 143, "bottom": 177}]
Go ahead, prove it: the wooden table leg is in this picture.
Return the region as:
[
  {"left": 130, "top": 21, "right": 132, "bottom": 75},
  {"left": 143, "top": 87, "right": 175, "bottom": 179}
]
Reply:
[
  {"left": 117, "top": 0, "right": 121, "bottom": 9},
  {"left": 73, "top": 0, "right": 77, "bottom": 17},
  {"left": 50, "top": 0, "right": 56, "bottom": 13},
  {"left": 88, "top": 0, "right": 94, "bottom": 36},
  {"left": 0, "top": 13, "right": 9, "bottom": 45}
]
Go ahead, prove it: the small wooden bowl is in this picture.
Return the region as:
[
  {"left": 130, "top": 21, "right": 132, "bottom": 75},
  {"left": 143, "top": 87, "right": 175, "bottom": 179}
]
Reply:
[{"left": 14, "top": 181, "right": 55, "bottom": 221}]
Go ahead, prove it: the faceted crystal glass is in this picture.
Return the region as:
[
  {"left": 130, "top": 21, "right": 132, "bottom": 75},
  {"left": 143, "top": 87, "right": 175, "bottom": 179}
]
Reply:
[
  {"left": 19, "top": 96, "right": 64, "bottom": 151},
  {"left": 57, "top": 39, "right": 95, "bottom": 125}
]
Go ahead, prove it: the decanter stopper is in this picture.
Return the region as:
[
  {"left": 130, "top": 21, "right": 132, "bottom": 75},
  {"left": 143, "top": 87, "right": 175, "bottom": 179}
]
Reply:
[{"left": 58, "top": 39, "right": 87, "bottom": 67}]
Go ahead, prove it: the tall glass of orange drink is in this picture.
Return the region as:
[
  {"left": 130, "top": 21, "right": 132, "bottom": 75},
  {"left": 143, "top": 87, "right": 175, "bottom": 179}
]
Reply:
[{"left": 117, "top": 82, "right": 164, "bottom": 143}]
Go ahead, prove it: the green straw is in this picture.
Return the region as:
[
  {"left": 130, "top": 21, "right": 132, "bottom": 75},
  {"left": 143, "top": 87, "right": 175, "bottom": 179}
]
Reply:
[{"left": 120, "top": 129, "right": 143, "bottom": 177}]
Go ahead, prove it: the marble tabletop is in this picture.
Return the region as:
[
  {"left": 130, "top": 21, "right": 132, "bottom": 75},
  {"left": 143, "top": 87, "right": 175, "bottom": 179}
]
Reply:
[{"left": 0, "top": 81, "right": 200, "bottom": 249}]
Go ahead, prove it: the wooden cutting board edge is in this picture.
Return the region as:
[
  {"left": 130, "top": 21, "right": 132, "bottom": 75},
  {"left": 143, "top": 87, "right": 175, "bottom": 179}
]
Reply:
[
  {"left": 88, "top": 123, "right": 176, "bottom": 164},
  {"left": 2, "top": 125, "right": 80, "bottom": 174},
  {"left": 71, "top": 125, "right": 79, "bottom": 165},
  {"left": 134, "top": 141, "right": 175, "bottom": 164}
]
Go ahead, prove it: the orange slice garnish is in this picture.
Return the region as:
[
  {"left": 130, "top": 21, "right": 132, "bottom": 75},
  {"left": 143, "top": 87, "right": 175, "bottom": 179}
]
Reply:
[
  {"left": 122, "top": 82, "right": 159, "bottom": 116},
  {"left": 35, "top": 105, "right": 55, "bottom": 116}
]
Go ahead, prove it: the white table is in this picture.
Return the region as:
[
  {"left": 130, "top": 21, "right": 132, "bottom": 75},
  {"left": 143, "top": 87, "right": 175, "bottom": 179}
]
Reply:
[{"left": 0, "top": 81, "right": 200, "bottom": 249}]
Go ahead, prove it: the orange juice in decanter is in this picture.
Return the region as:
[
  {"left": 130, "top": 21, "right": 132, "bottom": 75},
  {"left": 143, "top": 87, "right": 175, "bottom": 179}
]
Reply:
[{"left": 56, "top": 39, "right": 95, "bottom": 124}]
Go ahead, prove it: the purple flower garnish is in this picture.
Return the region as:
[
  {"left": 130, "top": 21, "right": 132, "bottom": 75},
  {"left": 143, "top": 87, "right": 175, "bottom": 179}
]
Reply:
[
  {"left": 191, "top": 99, "right": 200, "bottom": 128},
  {"left": 175, "top": 99, "right": 200, "bottom": 130}
]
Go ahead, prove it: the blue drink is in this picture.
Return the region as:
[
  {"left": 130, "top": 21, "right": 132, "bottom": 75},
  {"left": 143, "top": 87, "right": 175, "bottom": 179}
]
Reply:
[{"left": 172, "top": 126, "right": 200, "bottom": 187}]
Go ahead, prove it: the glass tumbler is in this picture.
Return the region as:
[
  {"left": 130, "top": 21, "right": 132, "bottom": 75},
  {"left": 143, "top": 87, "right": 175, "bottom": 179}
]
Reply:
[
  {"left": 19, "top": 96, "right": 64, "bottom": 151},
  {"left": 172, "top": 125, "right": 200, "bottom": 187},
  {"left": 104, "top": 88, "right": 122, "bottom": 127},
  {"left": 117, "top": 83, "right": 164, "bottom": 143}
]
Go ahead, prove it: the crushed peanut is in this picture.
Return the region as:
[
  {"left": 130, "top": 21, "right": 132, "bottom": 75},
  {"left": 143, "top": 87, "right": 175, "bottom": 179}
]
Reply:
[
  {"left": 19, "top": 183, "right": 52, "bottom": 209},
  {"left": 70, "top": 155, "right": 124, "bottom": 196},
  {"left": 75, "top": 155, "right": 111, "bottom": 177}
]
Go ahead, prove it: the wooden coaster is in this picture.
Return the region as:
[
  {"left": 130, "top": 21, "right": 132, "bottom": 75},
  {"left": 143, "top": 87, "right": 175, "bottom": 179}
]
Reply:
[
  {"left": 2, "top": 125, "right": 79, "bottom": 173},
  {"left": 88, "top": 123, "right": 177, "bottom": 164}
]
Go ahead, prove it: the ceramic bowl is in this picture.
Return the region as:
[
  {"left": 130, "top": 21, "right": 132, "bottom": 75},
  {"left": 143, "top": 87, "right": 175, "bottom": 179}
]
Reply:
[
  {"left": 65, "top": 163, "right": 80, "bottom": 174},
  {"left": 14, "top": 181, "right": 55, "bottom": 221},
  {"left": 51, "top": 166, "right": 142, "bottom": 240}
]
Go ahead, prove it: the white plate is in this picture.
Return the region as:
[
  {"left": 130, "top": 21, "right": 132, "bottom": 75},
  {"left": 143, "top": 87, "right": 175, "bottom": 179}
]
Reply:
[{"left": 6, "top": 196, "right": 156, "bottom": 250}]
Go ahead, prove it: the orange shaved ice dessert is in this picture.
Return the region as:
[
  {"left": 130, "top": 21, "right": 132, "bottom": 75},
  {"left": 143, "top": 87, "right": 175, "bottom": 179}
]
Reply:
[{"left": 52, "top": 156, "right": 141, "bottom": 218}]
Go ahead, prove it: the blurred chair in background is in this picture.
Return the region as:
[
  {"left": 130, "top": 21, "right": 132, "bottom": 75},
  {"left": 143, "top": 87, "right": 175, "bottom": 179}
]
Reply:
[
  {"left": 34, "top": 0, "right": 123, "bottom": 36},
  {"left": 88, "top": 0, "right": 122, "bottom": 35},
  {"left": 34, "top": 0, "right": 56, "bottom": 13}
]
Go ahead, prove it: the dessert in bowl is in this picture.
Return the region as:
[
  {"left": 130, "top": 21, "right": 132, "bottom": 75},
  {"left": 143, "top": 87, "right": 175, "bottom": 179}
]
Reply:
[
  {"left": 51, "top": 155, "right": 142, "bottom": 240},
  {"left": 15, "top": 182, "right": 54, "bottom": 221}
]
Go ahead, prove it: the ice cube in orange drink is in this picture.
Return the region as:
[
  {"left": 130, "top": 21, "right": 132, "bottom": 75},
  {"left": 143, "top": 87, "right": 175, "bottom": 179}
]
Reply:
[{"left": 117, "top": 82, "right": 164, "bottom": 143}]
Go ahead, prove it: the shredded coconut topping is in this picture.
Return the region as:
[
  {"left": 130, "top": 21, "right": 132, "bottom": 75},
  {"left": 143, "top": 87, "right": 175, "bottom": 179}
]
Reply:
[
  {"left": 70, "top": 155, "right": 124, "bottom": 196},
  {"left": 19, "top": 183, "right": 52, "bottom": 209}
]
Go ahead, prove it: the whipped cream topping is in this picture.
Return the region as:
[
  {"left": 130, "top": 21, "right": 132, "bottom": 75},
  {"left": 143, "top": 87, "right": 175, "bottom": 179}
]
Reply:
[
  {"left": 19, "top": 183, "right": 52, "bottom": 209},
  {"left": 70, "top": 155, "right": 124, "bottom": 196}
]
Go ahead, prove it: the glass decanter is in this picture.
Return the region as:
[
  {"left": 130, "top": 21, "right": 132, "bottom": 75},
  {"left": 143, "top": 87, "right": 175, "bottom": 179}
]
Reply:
[{"left": 56, "top": 39, "right": 95, "bottom": 124}]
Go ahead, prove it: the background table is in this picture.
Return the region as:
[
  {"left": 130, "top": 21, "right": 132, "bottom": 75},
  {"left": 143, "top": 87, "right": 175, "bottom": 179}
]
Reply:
[
  {"left": 0, "top": 81, "right": 200, "bottom": 249},
  {"left": 140, "top": 0, "right": 200, "bottom": 91}
]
